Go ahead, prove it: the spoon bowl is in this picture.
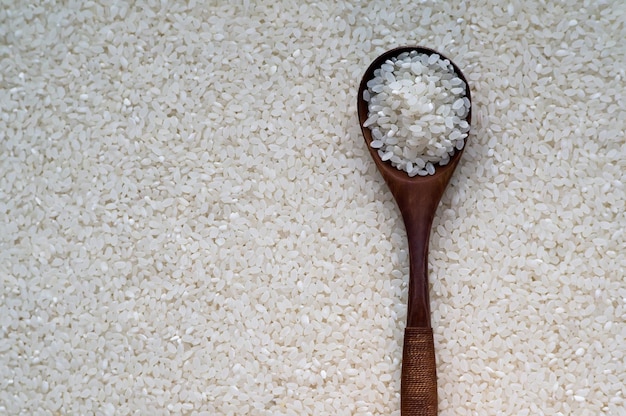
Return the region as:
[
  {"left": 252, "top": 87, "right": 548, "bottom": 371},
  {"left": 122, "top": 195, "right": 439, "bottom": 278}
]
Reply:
[{"left": 357, "top": 46, "right": 472, "bottom": 415}]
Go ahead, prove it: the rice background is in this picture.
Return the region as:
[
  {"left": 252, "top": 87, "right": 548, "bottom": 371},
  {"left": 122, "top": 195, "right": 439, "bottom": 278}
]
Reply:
[{"left": 1, "top": 0, "right": 625, "bottom": 415}]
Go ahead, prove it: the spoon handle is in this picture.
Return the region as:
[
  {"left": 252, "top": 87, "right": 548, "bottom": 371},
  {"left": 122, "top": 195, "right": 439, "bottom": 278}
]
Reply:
[{"left": 401, "top": 327, "right": 437, "bottom": 415}]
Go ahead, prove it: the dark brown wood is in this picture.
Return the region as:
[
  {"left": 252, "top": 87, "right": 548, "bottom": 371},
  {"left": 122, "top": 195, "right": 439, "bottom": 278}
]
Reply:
[
  {"left": 357, "top": 46, "right": 472, "bottom": 328},
  {"left": 357, "top": 46, "right": 472, "bottom": 415}
]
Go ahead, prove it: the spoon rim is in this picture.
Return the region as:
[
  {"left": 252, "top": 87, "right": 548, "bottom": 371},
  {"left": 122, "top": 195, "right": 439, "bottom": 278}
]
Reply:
[{"left": 357, "top": 46, "right": 472, "bottom": 185}]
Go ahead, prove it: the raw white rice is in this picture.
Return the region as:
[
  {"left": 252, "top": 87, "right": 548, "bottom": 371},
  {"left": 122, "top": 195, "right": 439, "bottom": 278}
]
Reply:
[
  {"left": 364, "top": 51, "right": 470, "bottom": 176},
  {"left": 0, "top": 0, "right": 625, "bottom": 415}
]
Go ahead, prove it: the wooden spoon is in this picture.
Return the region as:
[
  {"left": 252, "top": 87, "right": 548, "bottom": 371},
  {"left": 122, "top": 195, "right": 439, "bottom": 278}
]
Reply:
[{"left": 357, "top": 46, "right": 472, "bottom": 416}]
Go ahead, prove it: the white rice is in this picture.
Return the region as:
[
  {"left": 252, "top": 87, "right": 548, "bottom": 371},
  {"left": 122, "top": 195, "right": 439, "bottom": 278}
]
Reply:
[
  {"left": 364, "top": 51, "right": 470, "bottom": 176},
  {"left": 1, "top": 0, "right": 625, "bottom": 415}
]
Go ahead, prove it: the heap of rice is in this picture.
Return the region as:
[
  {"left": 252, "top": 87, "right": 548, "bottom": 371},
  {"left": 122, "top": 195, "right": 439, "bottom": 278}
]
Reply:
[
  {"left": 1, "top": 0, "right": 625, "bottom": 415},
  {"left": 363, "top": 51, "right": 470, "bottom": 176}
]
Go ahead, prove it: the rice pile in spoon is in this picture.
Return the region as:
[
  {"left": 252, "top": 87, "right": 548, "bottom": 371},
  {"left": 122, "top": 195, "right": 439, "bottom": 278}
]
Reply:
[{"left": 363, "top": 50, "right": 471, "bottom": 176}]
